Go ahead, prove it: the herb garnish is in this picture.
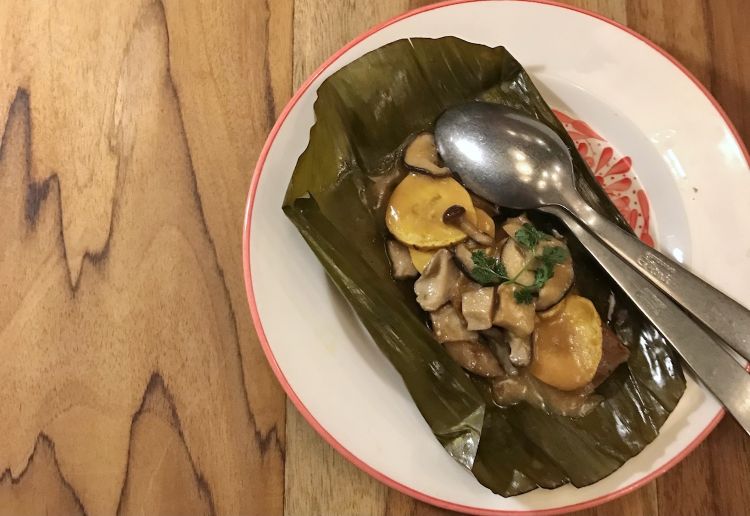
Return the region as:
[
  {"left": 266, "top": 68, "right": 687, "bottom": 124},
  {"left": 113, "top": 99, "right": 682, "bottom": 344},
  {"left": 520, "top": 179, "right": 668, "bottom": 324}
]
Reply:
[
  {"left": 470, "top": 224, "right": 568, "bottom": 304},
  {"left": 512, "top": 244, "right": 569, "bottom": 303},
  {"left": 469, "top": 250, "right": 509, "bottom": 285},
  {"left": 514, "top": 223, "right": 550, "bottom": 250},
  {"left": 512, "top": 287, "right": 535, "bottom": 305}
]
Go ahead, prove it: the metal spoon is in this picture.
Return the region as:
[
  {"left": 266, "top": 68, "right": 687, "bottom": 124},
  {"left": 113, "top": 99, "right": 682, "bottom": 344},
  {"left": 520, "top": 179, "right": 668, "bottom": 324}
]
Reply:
[
  {"left": 435, "top": 101, "right": 750, "bottom": 363},
  {"left": 546, "top": 206, "right": 750, "bottom": 435}
]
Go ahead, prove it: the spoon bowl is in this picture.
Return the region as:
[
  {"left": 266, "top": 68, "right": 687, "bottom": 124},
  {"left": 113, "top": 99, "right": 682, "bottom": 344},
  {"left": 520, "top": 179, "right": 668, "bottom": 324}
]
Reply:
[{"left": 435, "top": 102, "right": 573, "bottom": 209}]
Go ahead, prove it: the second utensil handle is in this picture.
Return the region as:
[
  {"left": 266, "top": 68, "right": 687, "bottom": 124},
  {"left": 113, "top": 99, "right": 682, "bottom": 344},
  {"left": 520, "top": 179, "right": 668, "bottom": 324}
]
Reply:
[
  {"left": 546, "top": 206, "right": 750, "bottom": 436},
  {"left": 563, "top": 198, "right": 750, "bottom": 363}
]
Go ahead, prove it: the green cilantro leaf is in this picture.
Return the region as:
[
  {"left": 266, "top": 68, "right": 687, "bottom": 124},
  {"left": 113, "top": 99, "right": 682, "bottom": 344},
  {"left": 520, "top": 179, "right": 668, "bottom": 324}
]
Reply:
[
  {"left": 470, "top": 250, "right": 508, "bottom": 285},
  {"left": 534, "top": 246, "right": 567, "bottom": 284},
  {"left": 509, "top": 243, "right": 569, "bottom": 305},
  {"left": 534, "top": 264, "right": 553, "bottom": 288},
  {"left": 540, "top": 245, "right": 567, "bottom": 266},
  {"left": 514, "top": 223, "right": 550, "bottom": 250},
  {"left": 513, "top": 287, "right": 535, "bottom": 304}
]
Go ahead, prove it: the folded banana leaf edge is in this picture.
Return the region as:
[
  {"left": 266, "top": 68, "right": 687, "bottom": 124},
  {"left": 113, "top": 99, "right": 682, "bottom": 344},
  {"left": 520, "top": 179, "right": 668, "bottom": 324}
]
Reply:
[{"left": 282, "top": 37, "right": 685, "bottom": 496}]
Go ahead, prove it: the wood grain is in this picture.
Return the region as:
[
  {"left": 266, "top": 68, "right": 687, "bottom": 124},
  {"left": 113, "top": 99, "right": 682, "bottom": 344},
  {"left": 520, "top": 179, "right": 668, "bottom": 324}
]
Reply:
[
  {"left": 0, "top": 1, "right": 747, "bottom": 515},
  {"left": 0, "top": 1, "right": 288, "bottom": 515}
]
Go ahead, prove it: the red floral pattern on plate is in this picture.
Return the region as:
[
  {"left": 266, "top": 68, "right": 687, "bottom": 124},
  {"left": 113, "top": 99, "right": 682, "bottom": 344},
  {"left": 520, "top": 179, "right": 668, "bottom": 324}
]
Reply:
[{"left": 553, "top": 109, "right": 654, "bottom": 247}]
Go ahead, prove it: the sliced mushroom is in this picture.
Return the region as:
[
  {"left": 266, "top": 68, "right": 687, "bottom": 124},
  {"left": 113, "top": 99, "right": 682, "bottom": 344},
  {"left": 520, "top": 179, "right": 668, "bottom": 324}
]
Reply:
[
  {"left": 430, "top": 303, "right": 478, "bottom": 343},
  {"left": 501, "top": 214, "right": 531, "bottom": 240},
  {"left": 386, "top": 239, "right": 418, "bottom": 279},
  {"left": 494, "top": 225, "right": 510, "bottom": 242},
  {"left": 453, "top": 243, "right": 476, "bottom": 277},
  {"left": 492, "top": 283, "right": 536, "bottom": 336},
  {"left": 443, "top": 205, "right": 494, "bottom": 246},
  {"left": 507, "top": 331, "right": 531, "bottom": 366},
  {"left": 414, "top": 249, "right": 461, "bottom": 311},
  {"left": 500, "top": 238, "right": 535, "bottom": 286},
  {"left": 454, "top": 242, "right": 507, "bottom": 284},
  {"left": 444, "top": 340, "right": 503, "bottom": 377},
  {"left": 500, "top": 225, "right": 573, "bottom": 309},
  {"left": 475, "top": 208, "right": 496, "bottom": 238},
  {"left": 367, "top": 165, "right": 405, "bottom": 212},
  {"left": 450, "top": 275, "right": 482, "bottom": 313},
  {"left": 480, "top": 328, "right": 518, "bottom": 375},
  {"left": 403, "top": 132, "right": 452, "bottom": 177},
  {"left": 461, "top": 287, "right": 495, "bottom": 331},
  {"left": 536, "top": 240, "right": 575, "bottom": 310}
]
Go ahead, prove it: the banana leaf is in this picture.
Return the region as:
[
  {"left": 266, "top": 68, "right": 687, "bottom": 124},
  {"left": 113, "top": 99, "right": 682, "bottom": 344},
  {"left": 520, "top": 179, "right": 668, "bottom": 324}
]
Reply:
[{"left": 283, "top": 37, "right": 685, "bottom": 496}]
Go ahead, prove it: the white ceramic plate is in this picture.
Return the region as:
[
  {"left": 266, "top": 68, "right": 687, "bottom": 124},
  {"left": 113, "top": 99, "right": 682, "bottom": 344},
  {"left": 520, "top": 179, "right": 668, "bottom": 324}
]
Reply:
[{"left": 243, "top": 1, "right": 750, "bottom": 514}]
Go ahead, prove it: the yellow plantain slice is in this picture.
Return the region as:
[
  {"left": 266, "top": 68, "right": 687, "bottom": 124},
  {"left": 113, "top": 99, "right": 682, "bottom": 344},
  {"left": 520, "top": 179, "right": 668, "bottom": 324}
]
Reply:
[
  {"left": 386, "top": 173, "right": 476, "bottom": 248},
  {"left": 530, "top": 295, "right": 603, "bottom": 391}
]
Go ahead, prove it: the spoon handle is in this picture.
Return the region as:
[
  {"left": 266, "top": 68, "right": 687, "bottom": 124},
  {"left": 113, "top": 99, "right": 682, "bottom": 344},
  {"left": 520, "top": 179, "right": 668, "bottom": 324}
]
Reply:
[
  {"left": 562, "top": 199, "right": 750, "bottom": 363},
  {"left": 544, "top": 206, "right": 750, "bottom": 435}
]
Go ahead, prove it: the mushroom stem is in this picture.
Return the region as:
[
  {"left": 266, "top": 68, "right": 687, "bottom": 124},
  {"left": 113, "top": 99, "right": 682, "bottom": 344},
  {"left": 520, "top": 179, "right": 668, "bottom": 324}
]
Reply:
[{"left": 442, "top": 205, "right": 494, "bottom": 246}]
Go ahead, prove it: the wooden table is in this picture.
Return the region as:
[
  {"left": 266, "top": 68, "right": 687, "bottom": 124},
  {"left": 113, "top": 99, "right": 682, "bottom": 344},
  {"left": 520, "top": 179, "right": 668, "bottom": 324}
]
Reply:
[{"left": 0, "top": 1, "right": 748, "bottom": 515}]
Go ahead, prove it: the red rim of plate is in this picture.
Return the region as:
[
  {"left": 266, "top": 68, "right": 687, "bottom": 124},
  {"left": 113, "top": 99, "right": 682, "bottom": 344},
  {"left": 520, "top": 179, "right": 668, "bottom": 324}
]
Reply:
[{"left": 242, "top": 1, "right": 747, "bottom": 514}]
